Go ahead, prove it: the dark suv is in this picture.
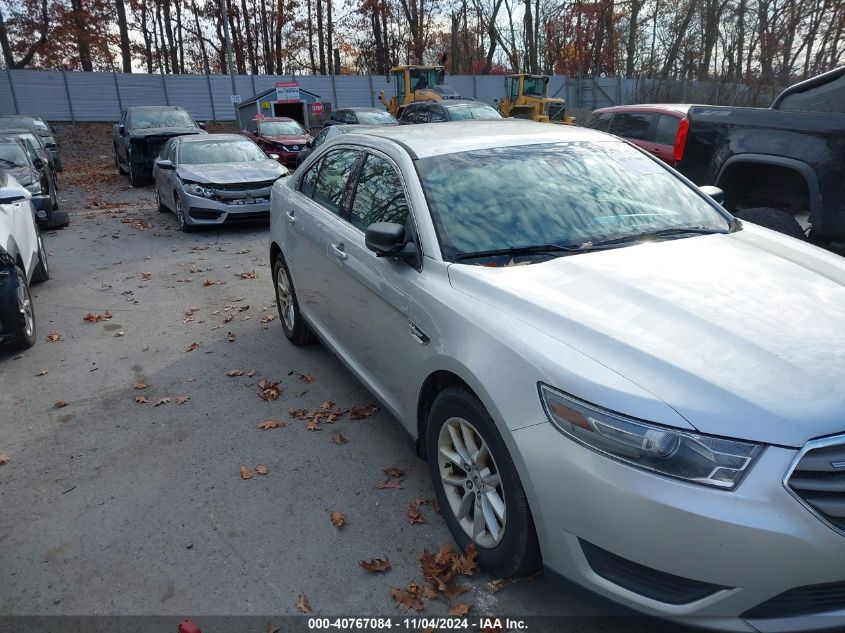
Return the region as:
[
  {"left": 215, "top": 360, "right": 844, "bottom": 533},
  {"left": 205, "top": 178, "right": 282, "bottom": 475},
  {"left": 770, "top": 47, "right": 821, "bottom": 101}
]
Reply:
[{"left": 400, "top": 100, "right": 502, "bottom": 124}]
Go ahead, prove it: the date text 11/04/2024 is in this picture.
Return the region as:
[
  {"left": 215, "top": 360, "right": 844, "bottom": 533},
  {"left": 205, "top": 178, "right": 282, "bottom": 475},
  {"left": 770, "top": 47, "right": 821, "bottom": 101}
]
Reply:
[{"left": 307, "top": 618, "right": 528, "bottom": 630}]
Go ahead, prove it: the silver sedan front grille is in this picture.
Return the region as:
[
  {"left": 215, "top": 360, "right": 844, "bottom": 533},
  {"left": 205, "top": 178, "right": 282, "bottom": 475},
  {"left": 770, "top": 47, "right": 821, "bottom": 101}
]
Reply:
[{"left": 785, "top": 433, "right": 845, "bottom": 536}]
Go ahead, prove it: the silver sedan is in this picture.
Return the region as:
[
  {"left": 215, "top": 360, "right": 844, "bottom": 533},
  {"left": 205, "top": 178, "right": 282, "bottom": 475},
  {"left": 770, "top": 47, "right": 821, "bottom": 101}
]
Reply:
[
  {"left": 268, "top": 120, "right": 845, "bottom": 632},
  {"left": 153, "top": 134, "right": 287, "bottom": 231}
]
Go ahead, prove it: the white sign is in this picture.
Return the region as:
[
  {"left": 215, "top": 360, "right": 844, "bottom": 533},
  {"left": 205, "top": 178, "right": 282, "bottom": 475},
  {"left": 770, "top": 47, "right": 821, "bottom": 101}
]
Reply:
[
  {"left": 230, "top": 94, "right": 242, "bottom": 104},
  {"left": 275, "top": 81, "right": 300, "bottom": 103}
]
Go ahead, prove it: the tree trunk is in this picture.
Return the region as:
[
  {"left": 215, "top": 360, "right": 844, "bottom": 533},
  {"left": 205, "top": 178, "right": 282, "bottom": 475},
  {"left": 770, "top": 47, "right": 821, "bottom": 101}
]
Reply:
[
  {"left": 115, "top": 0, "right": 132, "bottom": 72},
  {"left": 316, "top": 0, "right": 326, "bottom": 73},
  {"left": 660, "top": 0, "right": 700, "bottom": 78},
  {"left": 307, "top": 0, "right": 316, "bottom": 73},
  {"left": 70, "top": 0, "right": 94, "bottom": 70},
  {"left": 625, "top": 0, "right": 642, "bottom": 77},
  {"left": 327, "top": 0, "right": 334, "bottom": 73}
]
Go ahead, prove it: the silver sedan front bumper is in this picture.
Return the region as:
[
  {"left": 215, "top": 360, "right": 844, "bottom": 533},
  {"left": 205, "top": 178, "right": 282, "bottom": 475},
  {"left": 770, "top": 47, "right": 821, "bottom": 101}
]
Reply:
[{"left": 180, "top": 182, "right": 276, "bottom": 225}]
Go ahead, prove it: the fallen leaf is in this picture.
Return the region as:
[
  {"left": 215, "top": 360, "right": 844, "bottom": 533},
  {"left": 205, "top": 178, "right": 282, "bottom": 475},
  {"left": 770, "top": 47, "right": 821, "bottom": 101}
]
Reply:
[
  {"left": 330, "top": 433, "right": 348, "bottom": 444},
  {"left": 389, "top": 587, "right": 424, "bottom": 611},
  {"left": 260, "top": 314, "right": 277, "bottom": 323},
  {"left": 240, "top": 466, "right": 253, "bottom": 480},
  {"left": 359, "top": 558, "right": 391, "bottom": 573},
  {"left": 154, "top": 397, "right": 171, "bottom": 407},
  {"left": 305, "top": 419, "right": 321, "bottom": 431},
  {"left": 296, "top": 593, "right": 312, "bottom": 613},
  {"left": 175, "top": 395, "right": 190, "bottom": 405},
  {"left": 444, "top": 583, "right": 469, "bottom": 600},
  {"left": 83, "top": 311, "right": 113, "bottom": 323},
  {"left": 223, "top": 314, "right": 234, "bottom": 323},
  {"left": 376, "top": 479, "right": 402, "bottom": 490},
  {"left": 486, "top": 578, "right": 517, "bottom": 593},
  {"left": 238, "top": 270, "right": 256, "bottom": 279},
  {"left": 54, "top": 400, "right": 69, "bottom": 408},
  {"left": 454, "top": 543, "right": 478, "bottom": 575},
  {"left": 35, "top": 369, "right": 49, "bottom": 376},
  {"left": 349, "top": 404, "right": 379, "bottom": 419},
  {"left": 226, "top": 369, "right": 245, "bottom": 377},
  {"left": 135, "top": 396, "right": 149, "bottom": 404},
  {"left": 255, "top": 464, "right": 269, "bottom": 475},
  {"left": 134, "top": 383, "right": 147, "bottom": 389},
  {"left": 46, "top": 331, "right": 61, "bottom": 342},
  {"left": 288, "top": 408, "right": 309, "bottom": 419},
  {"left": 329, "top": 510, "right": 345, "bottom": 528},
  {"left": 258, "top": 379, "right": 280, "bottom": 401},
  {"left": 448, "top": 603, "right": 471, "bottom": 616},
  {"left": 141, "top": 272, "right": 152, "bottom": 281},
  {"left": 257, "top": 420, "right": 286, "bottom": 430},
  {"left": 383, "top": 467, "right": 405, "bottom": 478},
  {"left": 246, "top": 369, "right": 256, "bottom": 377},
  {"left": 406, "top": 501, "right": 426, "bottom": 524},
  {"left": 184, "top": 342, "right": 201, "bottom": 353},
  {"left": 227, "top": 331, "right": 236, "bottom": 342},
  {"left": 113, "top": 331, "right": 125, "bottom": 337},
  {"left": 0, "top": 454, "right": 9, "bottom": 465},
  {"left": 202, "top": 279, "right": 216, "bottom": 287},
  {"left": 295, "top": 371, "right": 315, "bottom": 384}
]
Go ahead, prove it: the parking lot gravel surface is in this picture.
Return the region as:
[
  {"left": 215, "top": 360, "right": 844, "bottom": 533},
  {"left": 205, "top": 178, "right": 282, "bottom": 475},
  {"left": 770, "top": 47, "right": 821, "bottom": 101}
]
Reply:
[{"left": 0, "top": 124, "right": 689, "bottom": 632}]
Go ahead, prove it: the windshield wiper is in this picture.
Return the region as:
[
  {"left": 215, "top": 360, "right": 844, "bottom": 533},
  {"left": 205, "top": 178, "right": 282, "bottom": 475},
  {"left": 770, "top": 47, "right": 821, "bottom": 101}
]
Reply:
[
  {"left": 0, "top": 158, "right": 18, "bottom": 168},
  {"left": 588, "top": 226, "right": 730, "bottom": 248},
  {"left": 454, "top": 243, "right": 590, "bottom": 261}
]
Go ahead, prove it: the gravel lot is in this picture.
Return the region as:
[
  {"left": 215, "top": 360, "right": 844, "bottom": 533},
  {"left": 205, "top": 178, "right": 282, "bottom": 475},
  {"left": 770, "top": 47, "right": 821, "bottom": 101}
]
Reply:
[{"left": 0, "top": 124, "right": 687, "bottom": 632}]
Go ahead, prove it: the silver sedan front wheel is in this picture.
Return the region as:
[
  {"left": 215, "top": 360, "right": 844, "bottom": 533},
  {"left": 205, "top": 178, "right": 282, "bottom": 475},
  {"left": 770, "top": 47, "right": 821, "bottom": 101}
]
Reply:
[{"left": 438, "top": 416, "right": 507, "bottom": 548}]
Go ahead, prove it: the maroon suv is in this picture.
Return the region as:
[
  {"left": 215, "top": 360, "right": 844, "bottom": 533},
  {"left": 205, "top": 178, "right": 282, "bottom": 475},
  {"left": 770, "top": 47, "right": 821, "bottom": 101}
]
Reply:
[
  {"left": 242, "top": 117, "right": 311, "bottom": 168},
  {"left": 586, "top": 104, "right": 690, "bottom": 167}
]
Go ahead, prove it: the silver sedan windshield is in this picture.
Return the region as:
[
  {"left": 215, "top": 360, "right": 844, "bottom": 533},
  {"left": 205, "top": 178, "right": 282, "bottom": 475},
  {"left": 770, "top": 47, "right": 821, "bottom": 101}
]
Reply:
[
  {"left": 416, "top": 141, "right": 731, "bottom": 260},
  {"left": 180, "top": 139, "right": 267, "bottom": 165}
]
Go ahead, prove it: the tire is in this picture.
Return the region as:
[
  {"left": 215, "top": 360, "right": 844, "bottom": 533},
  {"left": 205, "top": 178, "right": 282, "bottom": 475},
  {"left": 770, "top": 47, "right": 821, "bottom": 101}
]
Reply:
[
  {"left": 129, "top": 163, "right": 145, "bottom": 187},
  {"left": 174, "top": 195, "right": 193, "bottom": 232},
  {"left": 736, "top": 207, "right": 806, "bottom": 240},
  {"left": 54, "top": 156, "right": 63, "bottom": 173},
  {"left": 49, "top": 181, "right": 59, "bottom": 211},
  {"left": 115, "top": 146, "right": 127, "bottom": 175},
  {"left": 155, "top": 186, "right": 167, "bottom": 212},
  {"left": 4, "top": 266, "right": 36, "bottom": 349},
  {"left": 426, "top": 387, "right": 541, "bottom": 577},
  {"left": 272, "top": 253, "right": 314, "bottom": 345},
  {"left": 31, "top": 232, "right": 50, "bottom": 283}
]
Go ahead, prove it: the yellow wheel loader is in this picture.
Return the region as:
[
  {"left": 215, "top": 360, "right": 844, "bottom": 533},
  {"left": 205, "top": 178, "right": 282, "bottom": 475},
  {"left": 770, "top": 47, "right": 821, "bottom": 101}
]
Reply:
[
  {"left": 496, "top": 74, "right": 576, "bottom": 124},
  {"left": 378, "top": 65, "right": 461, "bottom": 118}
]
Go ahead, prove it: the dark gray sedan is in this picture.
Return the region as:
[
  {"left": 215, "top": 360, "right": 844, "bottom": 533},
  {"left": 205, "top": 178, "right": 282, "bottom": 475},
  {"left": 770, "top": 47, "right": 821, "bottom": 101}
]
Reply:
[{"left": 152, "top": 134, "right": 287, "bottom": 231}]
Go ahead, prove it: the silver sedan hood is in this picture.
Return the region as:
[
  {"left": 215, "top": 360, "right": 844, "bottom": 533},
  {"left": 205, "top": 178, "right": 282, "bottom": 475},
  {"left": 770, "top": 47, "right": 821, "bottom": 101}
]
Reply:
[
  {"left": 447, "top": 227, "right": 845, "bottom": 447},
  {"left": 177, "top": 160, "right": 285, "bottom": 184}
]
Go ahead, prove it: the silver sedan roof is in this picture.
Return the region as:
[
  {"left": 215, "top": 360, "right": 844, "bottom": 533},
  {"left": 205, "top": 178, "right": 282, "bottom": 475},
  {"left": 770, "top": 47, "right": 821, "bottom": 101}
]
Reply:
[{"left": 343, "top": 119, "right": 608, "bottom": 158}]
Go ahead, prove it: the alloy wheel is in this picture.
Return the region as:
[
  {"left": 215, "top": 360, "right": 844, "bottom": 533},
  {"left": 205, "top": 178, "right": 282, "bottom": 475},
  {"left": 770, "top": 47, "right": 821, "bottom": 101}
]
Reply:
[
  {"left": 17, "top": 281, "right": 34, "bottom": 338},
  {"left": 175, "top": 198, "right": 186, "bottom": 229},
  {"left": 437, "top": 416, "right": 507, "bottom": 548},
  {"left": 275, "top": 264, "right": 295, "bottom": 330}
]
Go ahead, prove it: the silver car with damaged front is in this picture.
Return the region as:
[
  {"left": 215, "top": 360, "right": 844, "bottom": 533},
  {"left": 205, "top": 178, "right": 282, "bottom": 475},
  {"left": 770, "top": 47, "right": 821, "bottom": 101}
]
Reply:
[
  {"left": 153, "top": 134, "right": 287, "bottom": 231},
  {"left": 268, "top": 120, "right": 845, "bottom": 632}
]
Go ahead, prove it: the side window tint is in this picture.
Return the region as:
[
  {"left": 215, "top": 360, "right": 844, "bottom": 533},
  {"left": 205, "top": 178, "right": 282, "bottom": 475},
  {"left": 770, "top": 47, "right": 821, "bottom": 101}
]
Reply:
[
  {"left": 430, "top": 107, "right": 447, "bottom": 122},
  {"left": 350, "top": 154, "right": 409, "bottom": 231},
  {"left": 299, "top": 161, "right": 320, "bottom": 198},
  {"left": 24, "top": 140, "right": 39, "bottom": 162},
  {"left": 313, "top": 129, "right": 330, "bottom": 148},
  {"left": 587, "top": 113, "right": 612, "bottom": 131},
  {"left": 655, "top": 114, "right": 681, "bottom": 146},
  {"left": 311, "top": 149, "right": 359, "bottom": 215},
  {"left": 610, "top": 112, "right": 654, "bottom": 141},
  {"left": 344, "top": 112, "right": 356, "bottom": 124}
]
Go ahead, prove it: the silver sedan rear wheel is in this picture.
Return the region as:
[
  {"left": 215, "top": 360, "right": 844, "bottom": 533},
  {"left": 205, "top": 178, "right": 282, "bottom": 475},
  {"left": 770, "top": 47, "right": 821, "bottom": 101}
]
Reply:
[
  {"left": 276, "top": 264, "right": 295, "bottom": 331},
  {"left": 438, "top": 416, "right": 507, "bottom": 548}
]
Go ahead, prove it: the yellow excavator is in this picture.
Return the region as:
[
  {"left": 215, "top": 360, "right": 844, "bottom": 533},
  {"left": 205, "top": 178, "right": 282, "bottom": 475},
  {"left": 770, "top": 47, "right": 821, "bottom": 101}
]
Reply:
[
  {"left": 379, "top": 65, "right": 462, "bottom": 118},
  {"left": 496, "top": 74, "right": 576, "bottom": 124}
]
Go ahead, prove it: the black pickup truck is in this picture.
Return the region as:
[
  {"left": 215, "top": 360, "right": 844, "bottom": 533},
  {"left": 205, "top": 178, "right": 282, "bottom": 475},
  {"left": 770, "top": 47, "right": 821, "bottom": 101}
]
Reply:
[
  {"left": 113, "top": 106, "right": 206, "bottom": 186},
  {"left": 588, "top": 67, "right": 845, "bottom": 250}
]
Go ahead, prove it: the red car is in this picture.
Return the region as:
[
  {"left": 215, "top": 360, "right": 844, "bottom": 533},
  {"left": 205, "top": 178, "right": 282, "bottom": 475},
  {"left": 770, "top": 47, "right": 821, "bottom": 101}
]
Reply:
[
  {"left": 586, "top": 104, "right": 690, "bottom": 167},
  {"left": 242, "top": 117, "right": 311, "bottom": 168}
]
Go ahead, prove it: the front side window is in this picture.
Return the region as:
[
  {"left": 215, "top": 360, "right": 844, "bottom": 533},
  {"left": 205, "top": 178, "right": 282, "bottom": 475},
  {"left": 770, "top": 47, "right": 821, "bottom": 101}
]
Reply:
[
  {"left": 22, "top": 139, "right": 39, "bottom": 163},
  {"left": 350, "top": 154, "right": 409, "bottom": 231},
  {"left": 356, "top": 111, "right": 398, "bottom": 125},
  {"left": 311, "top": 149, "right": 360, "bottom": 216},
  {"left": 522, "top": 77, "right": 546, "bottom": 98},
  {"left": 587, "top": 113, "right": 613, "bottom": 131},
  {"left": 610, "top": 112, "right": 654, "bottom": 141},
  {"left": 429, "top": 107, "right": 447, "bottom": 123},
  {"left": 0, "top": 142, "right": 29, "bottom": 167},
  {"left": 416, "top": 141, "right": 731, "bottom": 261},
  {"left": 179, "top": 139, "right": 266, "bottom": 164}
]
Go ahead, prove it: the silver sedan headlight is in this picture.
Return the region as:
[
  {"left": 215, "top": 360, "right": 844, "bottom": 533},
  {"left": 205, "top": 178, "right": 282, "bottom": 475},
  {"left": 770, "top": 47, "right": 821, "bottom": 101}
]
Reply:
[
  {"left": 539, "top": 384, "right": 762, "bottom": 489},
  {"left": 184, "top": 183, "right": 214, "bottom": 198}
]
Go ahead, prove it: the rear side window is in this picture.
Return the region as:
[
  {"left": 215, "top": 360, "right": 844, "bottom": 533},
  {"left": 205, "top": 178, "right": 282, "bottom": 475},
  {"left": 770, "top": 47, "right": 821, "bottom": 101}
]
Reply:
[
  {"left": 429, "top": 106, "right": 447, "bottom": 122},
  {"left": 610, "top": 112, "right": 654, "bottom": 141},
  {"left": 587, "top": 113, "right": 613, "bottom": 131},
  {"left": 654, "top": 115, "right": 681, "bottom": 146},
  {"left": 311, "top": 149, "right": 360, "bottom": 215},
  {"left": 350, "top": 154, "right": 409, "bottom": 230}
]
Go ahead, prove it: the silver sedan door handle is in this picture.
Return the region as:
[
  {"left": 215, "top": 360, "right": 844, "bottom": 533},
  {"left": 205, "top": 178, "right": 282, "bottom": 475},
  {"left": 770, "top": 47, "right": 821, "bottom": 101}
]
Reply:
[
  {"left": 286, "top": 209, "right": 295, "bottom": 223},
  {"left": 330, "top": 242, "right": 348, "bottom": 260}
]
